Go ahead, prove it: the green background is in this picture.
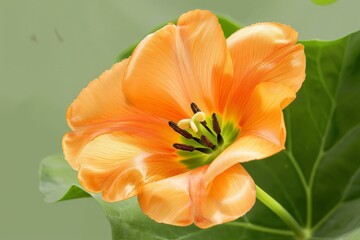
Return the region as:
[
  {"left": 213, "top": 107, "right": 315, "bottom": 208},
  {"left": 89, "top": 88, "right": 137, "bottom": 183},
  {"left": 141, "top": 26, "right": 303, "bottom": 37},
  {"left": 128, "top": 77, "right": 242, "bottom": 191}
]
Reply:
[{"left": 1, "top": 0, "right": 360, "bottom": 239}]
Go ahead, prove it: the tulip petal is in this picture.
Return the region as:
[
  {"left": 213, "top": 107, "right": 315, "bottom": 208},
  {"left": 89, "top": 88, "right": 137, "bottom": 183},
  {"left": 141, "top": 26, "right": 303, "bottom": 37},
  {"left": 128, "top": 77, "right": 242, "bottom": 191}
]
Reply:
[
  {"left": 63, "top": 114, "right": 178, "bottom": 170},
  {"left": 225, "top": 22, "right": 305, "bottom": 118},
  {"left": 206, "top": 82, "right": 294, "bottom": 184},
  {"left": 64, "top": 59, "right": 133, "bottom": 169},
  {"left": 206, "top": 135, "right": 282, "bottom": 185},
  {"left": 123, "top": 10, "right": 232, "bottom": 121},
  {"left": 240, "top": 82, "right": 296, "bottom": 145},
  {"left": 63, "top": 58, "right": 179, "bottom": 169},
  {"left": 66, "top": 59, "right": 130, "bottom": 131},
  {"left": 138, "top": 164, "right": 256, "bottom": 228},
  {"left": 77, "top": 132, "right": 186, "bottom": 202},
  {"left": 138, "top": 171, "right": 193, "bottom": 226}
]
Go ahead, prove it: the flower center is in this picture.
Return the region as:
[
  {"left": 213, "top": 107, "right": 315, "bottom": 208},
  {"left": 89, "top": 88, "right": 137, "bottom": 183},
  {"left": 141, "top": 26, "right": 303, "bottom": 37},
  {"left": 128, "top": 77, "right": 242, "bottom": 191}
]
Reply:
[{"left": 168, "top": 103, "right": 239, "bottom": 169}]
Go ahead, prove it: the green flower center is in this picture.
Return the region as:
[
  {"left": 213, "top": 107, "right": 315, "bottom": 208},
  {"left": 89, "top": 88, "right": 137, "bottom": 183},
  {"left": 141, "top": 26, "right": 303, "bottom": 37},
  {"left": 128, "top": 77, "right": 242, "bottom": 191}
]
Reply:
[{"left": 168, "top": 103, "right": 239, "bottom": 169}]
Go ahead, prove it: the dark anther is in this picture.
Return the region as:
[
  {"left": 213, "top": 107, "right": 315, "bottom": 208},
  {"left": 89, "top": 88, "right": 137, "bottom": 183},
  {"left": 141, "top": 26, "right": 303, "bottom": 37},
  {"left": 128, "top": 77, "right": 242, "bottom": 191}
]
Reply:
[
  {"left": 217, "top": 134, "right": 224, "bottom": 146},
  {"left": 169, "top": 121, "right": 193, "bottom": 139},
  {"left": 212, "top": 113, "right": 224, "bottom": 145},
  {"left": 211, "top": 113, "right": 221, "bottom": 134},
  {"left": 190, "top": 102, "right": 201, "bottom": 113},
  {"left": 191, "top": 103, "right": 214, "bottom": 135},
  {"left": 201, "top": 135, "right": 215, "bottom": 149},
  {"left": 173, "top": 143, "right": 195, "bottom": 152},
  {"left": 173, "top": 144, "right": 212, "bottom": 154},
  {"left": 195, "top": 148, "right": 212, "bottom": 154}
]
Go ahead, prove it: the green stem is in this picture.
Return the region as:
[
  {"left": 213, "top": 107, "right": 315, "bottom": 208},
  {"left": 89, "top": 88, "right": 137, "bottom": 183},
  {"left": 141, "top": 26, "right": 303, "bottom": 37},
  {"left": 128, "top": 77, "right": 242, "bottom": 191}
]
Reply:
[{"left": 256, "top": 185, "right": 306, "bottom": 239}]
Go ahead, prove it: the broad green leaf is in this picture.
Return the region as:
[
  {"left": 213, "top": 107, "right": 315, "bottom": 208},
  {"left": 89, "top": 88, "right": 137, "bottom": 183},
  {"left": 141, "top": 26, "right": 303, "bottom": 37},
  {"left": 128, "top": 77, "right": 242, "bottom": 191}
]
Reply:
[
  {"left": 115, "top": 15, "right": 240, "bottom": 62},
  {"left": 40, "top": 16, "right": 360, "bottom": 240},
  {"left": 39, "top": 154, "right": 90, "bottom": 202},
  {"left": 244, "top": 31, "right": 360, "bottom": 239},
  {"left": 311, "top": 0, "right": 338, "bottom": 5}
]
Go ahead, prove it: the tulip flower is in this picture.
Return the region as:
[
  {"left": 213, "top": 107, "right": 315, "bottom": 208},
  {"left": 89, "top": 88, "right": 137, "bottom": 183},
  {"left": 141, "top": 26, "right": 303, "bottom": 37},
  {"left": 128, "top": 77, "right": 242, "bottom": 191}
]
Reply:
[{"left": 63, "top": 10, "right": 305, "bottom": 229}]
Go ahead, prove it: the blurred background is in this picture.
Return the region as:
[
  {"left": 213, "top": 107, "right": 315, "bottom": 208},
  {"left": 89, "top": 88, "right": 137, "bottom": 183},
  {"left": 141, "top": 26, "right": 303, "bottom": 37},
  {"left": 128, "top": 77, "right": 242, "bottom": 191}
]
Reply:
[{"left": 1, "top": 0, "right": 359, "bottom": 239}]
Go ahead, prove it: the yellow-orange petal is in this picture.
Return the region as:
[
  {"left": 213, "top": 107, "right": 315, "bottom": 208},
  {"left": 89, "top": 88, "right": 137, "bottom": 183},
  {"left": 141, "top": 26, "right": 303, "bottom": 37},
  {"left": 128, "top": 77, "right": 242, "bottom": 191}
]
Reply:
[
  {"left": 76, "top": 132, "right": 186, "bottom": 202},
  {"left": 63, "top": 130, "right": 93, "bottom": 169},
  {"left": 138, "top": 164, "right": 256, "bottom": 228},
  {"left": 64, "top": 57, "right": 178, "bottom": 168},
  {"left": 64, "top": 58, "right": 135, "bottom": 169},
  {"left": 66, "top": 59, "right": 130, "bottom": 131},
  {"left": 224, "top": 22, "right": 305, "bottom": 118},
  {"left": 138, "top": 171, "right": 193, "bottom": 226},
  {"left": 63, "top": 57, "right": 180, "bottom": 169},
  {"left": 240, "top": 82, "right": 296, "bottom": 145},
  {"left": 205, "top": 135, "right": 282, "bottom": 185},
  {"left": 206, "top": 82, "right": 294, "bottom": 184},
  {"left": 123, "top": 10, "right": 232, "bottom": 121},
  {"left": 63, "top": 114, "right": 179, "bottom": 170}
]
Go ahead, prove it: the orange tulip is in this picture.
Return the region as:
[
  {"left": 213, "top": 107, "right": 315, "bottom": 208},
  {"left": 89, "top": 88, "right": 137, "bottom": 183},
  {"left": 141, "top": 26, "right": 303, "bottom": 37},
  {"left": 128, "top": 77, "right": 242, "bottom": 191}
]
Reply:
[{"left": 63, "top": 10, "right": 305, "bottom": 228}]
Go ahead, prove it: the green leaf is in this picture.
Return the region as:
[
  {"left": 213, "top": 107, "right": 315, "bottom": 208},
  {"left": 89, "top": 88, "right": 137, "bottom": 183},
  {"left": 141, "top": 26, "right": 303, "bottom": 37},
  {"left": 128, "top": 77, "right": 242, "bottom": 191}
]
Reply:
[
  {"left": 39, "top": 154, "right": 90, "bottom": 203},
  {"left": 115, "top": 15, "right": 241, "bottom": 62},
  {"left": 311, "top": 0, "right": 338, "bottom": 6},
  {"left": 244, "top": 31, "right": 360, "bottom": 239},
  {"left": 39, "top": 16, "right": 360, "bottom": 239}
]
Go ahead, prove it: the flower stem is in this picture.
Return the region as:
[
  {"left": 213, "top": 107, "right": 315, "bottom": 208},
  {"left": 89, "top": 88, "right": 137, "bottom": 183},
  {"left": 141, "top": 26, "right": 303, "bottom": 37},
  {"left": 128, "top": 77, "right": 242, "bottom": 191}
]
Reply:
[{"left": 256, "top": 185, "right": 306, "bottom": 239}]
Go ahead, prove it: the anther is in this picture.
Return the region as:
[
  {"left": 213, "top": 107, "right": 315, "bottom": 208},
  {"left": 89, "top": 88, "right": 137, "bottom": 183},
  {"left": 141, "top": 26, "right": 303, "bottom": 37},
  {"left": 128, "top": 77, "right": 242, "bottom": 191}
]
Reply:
[
  {"left": 169, "top": 121, "right": 193, "bottom": 139},
  {"left": 212, "top": 113, "right": 224, "bottom": 145},
  {"left": 200, "top": 135, "right": 215, "bottom": 149},
  {"left": 173, "top": 143, "right": 195, "bottom": 152},
  {"left": 211, "top": 113, "right": 221, "bottom": 134},
  {"left": 190, "top": 102, "right": 201, "bottom": 113},
  {"left": 173, "top": 143, "right": 212, "bottom": 154},
  {"left": 217, "top": 134, "right": 224, "bottom": 146}
]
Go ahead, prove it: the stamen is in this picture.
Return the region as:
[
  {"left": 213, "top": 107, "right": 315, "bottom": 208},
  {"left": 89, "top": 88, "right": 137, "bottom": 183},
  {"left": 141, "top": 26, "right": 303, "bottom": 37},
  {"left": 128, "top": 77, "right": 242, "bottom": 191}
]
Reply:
[
  {"left": 173, "top": 143, "right": 212, "bottom": 154},
  {"left": 168, "top": 121, "right": 193, "bottom": 139},
  {"left": 211, "top": 113, "right": 221, "bottom": 134},
  {"left": 200, "top": 135, "right": 215, "bottom": 149},
  {"left": 190, "top": 102, "right": 201, "bottom": 113},
  {"left": 212, "top": 113, "right": 224, "bottom": 145},
  {"left": 217, "top": 134, "right": 224, "bottom": 146},
  {"left": 169, "top": 121, "right": 208, "bottom": 147},
  {"left": 190, "top": 102, "right": 214, "bottom": 135},
  {"left": 173, "top": 143, "right": 195, "bottom": 152}
]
